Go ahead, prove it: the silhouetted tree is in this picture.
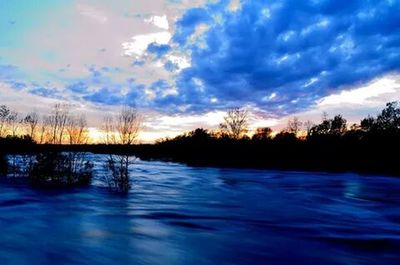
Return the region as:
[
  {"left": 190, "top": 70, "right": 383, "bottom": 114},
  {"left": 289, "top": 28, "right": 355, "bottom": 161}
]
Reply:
[
  {"left": 24, "top": 112, "right": 39, "bottom": 140},
  {"left": 376, "top": 101, "right": 400, "bottom": 132},
  {"left": 66, "top": 115, "right": 88, "bottom": 145},
  {"left": 330, "top": 115, "right": 347, "bottom": 135},
  {"left": 188, "top": 128, "right": 211, "bottom": 141},
  {"left": 274, "top": 131, "right": 298, "bottom": 143},
  {"left": 103, "top": 107, "right": 141, "bottom": 192},
  {"left": 46, "top": 104, "right": 70, "bottom": 144},
  {"left": 38, "top": 115, "right": 49, "bottom": 144},
  {"left": 252, "top": 127, "right": 272, "bottom": 141},
  {"left": 287, "top": 117, "right": 302, "bottom": 135},
  {"left": 219, "top": 108, "right": 249, "bottom": 139},
  {"left": 360, "top": 115, "right": 376, "bottom": 132},
  {"left": 7, "top": 111, "right": 21, "bottom": 137},
  {"left": 0, "top": 105, "right": 10, "bottom": 137},
  {"left": 304, "top": 120, "right": 314, "bottom": 137},
  {"left": 309, "top": 114, "right": 347, "bottom": 136}
]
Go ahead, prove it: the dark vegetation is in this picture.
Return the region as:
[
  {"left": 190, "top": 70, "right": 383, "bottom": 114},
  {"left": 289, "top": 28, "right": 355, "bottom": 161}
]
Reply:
[
  {"left": 138, "top": 102, "right": 399, "bottom": 175},
  {"left": 0, "top": 102, "right": 399, "bottom": 191},
  {"left": 28, "top": 152, "right": 93, "bottom": 187},
  {"left": 0, "top": 104, "right": 140, "bottom": 192}
]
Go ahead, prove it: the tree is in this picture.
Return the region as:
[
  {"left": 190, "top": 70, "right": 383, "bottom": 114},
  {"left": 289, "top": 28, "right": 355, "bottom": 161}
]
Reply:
[
  {"left": 219, "top": 108, "right": 249, "bottom": 139},
  {"left": 116, "top": 107, "right": 140, "bottom": 145},
  {"left": 0, "top": 105, "right": 10, "bottom": 137},
  {"left": 103, "top": 107, "right": 141, "bottom": 192},
  {"left": 252, "top": 127, "right": 272, "bottom": 141},
  {"left": 66, "top": 115, "right": 88, "bottom": 145},
  {"left": 46, "top": 104, "right": 70, "bottom": 144},
  {"left": 24, "top": 112, "right": 39, "bottom": 140},
  {"left": 38, "top": 115, "right": 49, "bottom": 144},
  {"left": 309, "top": 114, "right": 347, "bottom": 136},
  {"left": 360, "top": 115, "right": 376, "bottom": 132},
  {"left": 188, "top": 128, "right": 211, "bottom": 141},
  {"left": 7, "top": 111, "right": 20, "bottom": 137},
  {"left": 376, "top": 101, "right": 400, "bottom": 131},
  {"left": 304, "top": 120, "right": 314, "bottom": 136},
  {"left": 330, "top": 115, "right": 347, "bottom": 135},
  {"left": 287, "top": 117, "right": 302, "bottom": 135}
]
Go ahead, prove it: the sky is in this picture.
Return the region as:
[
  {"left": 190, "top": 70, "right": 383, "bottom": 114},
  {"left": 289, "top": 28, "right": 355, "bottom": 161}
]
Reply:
[{"left": 0, "top": 0, "right": 399, "bottom": 142}]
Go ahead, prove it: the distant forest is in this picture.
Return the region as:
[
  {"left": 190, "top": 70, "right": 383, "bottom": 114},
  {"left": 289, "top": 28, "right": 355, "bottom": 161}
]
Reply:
[{"left": 1, "top": 101, "right": 400, "bottom": 178}]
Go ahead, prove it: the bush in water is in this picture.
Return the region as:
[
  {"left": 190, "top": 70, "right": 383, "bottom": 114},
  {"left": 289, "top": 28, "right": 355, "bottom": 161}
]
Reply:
[{"left": 29, "top": 152, "right": 93, "bottom": 187}]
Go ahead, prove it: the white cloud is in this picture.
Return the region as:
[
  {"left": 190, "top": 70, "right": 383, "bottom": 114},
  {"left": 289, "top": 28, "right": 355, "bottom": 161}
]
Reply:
[
  {"left": 267, "top": 74, "right": 400, "bottom": 130},
  {"left": 165, "top": 54, "right": 191, "bottom": 71},
  {"left": 318, "top": 76, "right": 399, "bottom": 106},
  {"left": 145, "top": 15, "right": 169, "bottom": 30},
  {"left": 122, "top": 31, "right": 172, "bottom": 58}
]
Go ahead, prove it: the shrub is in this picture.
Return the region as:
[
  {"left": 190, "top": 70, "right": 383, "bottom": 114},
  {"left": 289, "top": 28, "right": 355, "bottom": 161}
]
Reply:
[{"left": 29, "top": 152, "right": 93, "bottom": 187}]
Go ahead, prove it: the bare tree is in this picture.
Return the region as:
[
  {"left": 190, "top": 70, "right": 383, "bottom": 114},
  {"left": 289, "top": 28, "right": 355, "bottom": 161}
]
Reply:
[
  {"left": 66, "top": 115, "right": 88, "bottom": 145},
  {"left": 24, "top": 112, "right": 39, "bottom": 140},
  {"left": 0, "top": 105, "right": 10, "bottom": 137},
  {"left": 38, "top": 115, "right": 51, "bottom": 144},
  {"left": 7, "top": 111, "right": 21, "bottom": 137},
  {"left": 103, "top": 106, "right": 141, "bottom": 192},
  {"left": 219, "top": 107, "right": 249, "bottom": 139},
  {"left": 287, "top": 117, "right": 303, "bottom": 135},
  {"left": 102, "top": 116, "right": 116, "bottom": 144},
  {"left": 46, "top": 104, "right": 70, "bottom": 144},
  {"left": 304, "top": 120, "right": 314, "bottom": 137}
]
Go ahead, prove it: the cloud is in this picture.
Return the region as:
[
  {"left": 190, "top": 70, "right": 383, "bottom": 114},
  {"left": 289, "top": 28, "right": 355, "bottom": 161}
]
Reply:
[
  {"left": 147, "top": 43, "right": 171, "bottom": 58},
  {"left": 156, "top": 0, "right": 400, "bottom": 115},
  {"left": 272, "top": 74, "right": 400, "bottom": 131},
  {"left": 318, "top": 76, "right": 400, "bottom": 106},
  {"left": 145, "top": 15, "right": 169, "bottom": 30},
  {"left": 122, "top": 31, "right": 172, "bottom": 58},
  {"left": 173, "top": 7, "right": 212, "bottom": 45}
]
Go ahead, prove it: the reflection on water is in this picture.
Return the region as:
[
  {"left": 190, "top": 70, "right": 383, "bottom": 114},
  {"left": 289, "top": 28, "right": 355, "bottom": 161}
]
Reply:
[{"left": 1, "top": 155, "right": 400, "bottom": 265}]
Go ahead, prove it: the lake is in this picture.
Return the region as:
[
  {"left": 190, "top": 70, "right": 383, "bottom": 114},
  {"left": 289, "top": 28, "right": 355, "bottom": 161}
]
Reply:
[{"left": 1, "top": 155, "right": 400, "bottom": 265}]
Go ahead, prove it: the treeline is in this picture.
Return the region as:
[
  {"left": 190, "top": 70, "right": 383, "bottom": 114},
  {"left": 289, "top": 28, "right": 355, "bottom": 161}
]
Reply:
[
  {"left": 0, "top": 103, "right": 92, "bottom": 187},
  {"left": 134, "top": 102, "right": 400, "bottom": 175},
  {"left": 0, "top": 106, "right": 141, "bottom": 192},
  {"left": 0, "top": 104, "right": 89, "bottom": 145},
  {"left": 1, "top": 102, "right": 399, "bottom": 180}
]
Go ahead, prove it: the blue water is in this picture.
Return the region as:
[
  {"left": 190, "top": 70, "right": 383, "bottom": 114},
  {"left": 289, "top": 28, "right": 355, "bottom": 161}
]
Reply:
[{"left": 1, "top": 156, "right": 400, "bottom": 265}]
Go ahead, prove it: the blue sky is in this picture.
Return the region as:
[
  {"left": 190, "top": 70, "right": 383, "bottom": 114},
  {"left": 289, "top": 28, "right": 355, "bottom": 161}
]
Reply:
[{"left": 0, "top": 0, "right": 399, "bottom": 141}]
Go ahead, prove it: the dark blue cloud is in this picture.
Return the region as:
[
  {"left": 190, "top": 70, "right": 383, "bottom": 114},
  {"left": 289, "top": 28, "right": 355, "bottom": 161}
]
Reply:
[
  {"left": 9, "top": 81, "right": 26, "bottom": 90},
  {"left": 29, "top": 86, "right": 59, "bottom": 98},
  {"left": 83, "top": 86, "right": 125, "bottom": 105},
  {"left": 147, "top": 43, "right": 171, "bottom": 58},
  {"left": 164, "top": 0, "right": 400, "bottom": 115},
  {"left": 61, "top": 66, "right": 145, "bottom": 107},
  {"left": 150, "top": 79, "right": 170, "bottom": 90},
  {"left": 164, "top": 60, "right": 179, "bottom": 72},
  {"left": 173, "top": 7, "right": 212, "bottom": 45},
  {"left": 67, "top": 81, "right": 89, "bottom": 94},
  {"left": 83, "top": 80, "right": 145, "bottom": 107},
  {"left": 132, "top": 60, "right": 145, "bottom": 67},
  {"left": 0, "top": 64, "right": 27, "bottom": 90}
]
